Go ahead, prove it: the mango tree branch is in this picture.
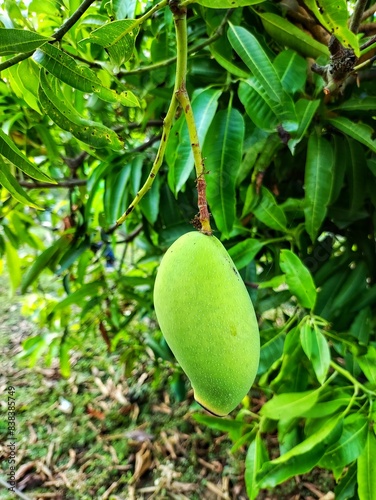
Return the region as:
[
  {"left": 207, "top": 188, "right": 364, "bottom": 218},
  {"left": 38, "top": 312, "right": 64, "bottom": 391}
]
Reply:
[
  {"left": 362, "top": 3, "right": 376, "bottom": 21},
  {"left": 107, "top": 96, "right": 179, "bottom": 234},
  {"left": 120, "top": 9, "right": 233, "bottom": 77},
  {"left": 0, "top": 0, "right": 97, "bottom": 72},
  {"left": 172, "top": 2, "right": 212, "bottom": 235},
  {"left": 0, "top": 0, "right": 169, "bottom": 73},
  {"left": 349, "top": 0, "right": 369, "bottom": 33}
]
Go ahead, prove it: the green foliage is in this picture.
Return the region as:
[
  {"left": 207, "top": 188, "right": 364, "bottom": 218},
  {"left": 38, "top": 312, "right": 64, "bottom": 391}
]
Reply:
[{"left": 0, "top": 0, "right": 375, "bottom": 497}]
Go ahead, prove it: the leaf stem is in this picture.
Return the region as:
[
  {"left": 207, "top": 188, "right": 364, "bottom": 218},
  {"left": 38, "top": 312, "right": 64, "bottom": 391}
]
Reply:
[
  {"left": 330, "top": 360, "right": 376, "bottom": 396},
  {"left": 108, "top": 97, "right": 179, "bottom": 233}
]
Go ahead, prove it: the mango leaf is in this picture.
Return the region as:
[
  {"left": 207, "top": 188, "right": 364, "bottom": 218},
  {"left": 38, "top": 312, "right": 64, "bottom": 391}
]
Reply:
[
  {"left": 0, "top": 160, "right": 41, "bottom": 208},
  {"left": 82, "top": 19, "right": 139, "bottom": 69},
  {"left": 258, "top": 275, "right": 286, "bottom": 289},
  {"left": 288, "top": 99, "right": 320, "bottom": 154},
  {"left": 140, "top": 174, "right": 161, "bottom": 225},
  {"left": 5, "top": 240, "right": 21, "bottom": 295},
  {"left": 335, "top": 462, "right": 357, "bottom": 500},
  {"left": 0, "top": 28, "right": 51, "bottom": 55},
  {"left": 320, "top": 414, "right": 368, "bottom": 470},
  {"left": 330, "top": 135, "right": 348, "bottom": 204},
  {"left": 228, "top": 24, "right": 284, "bottom": 105},
  {"left": 280, "top": 249, "right": 317, "bottom": 309},
  {"left": 204, "top": 107, "right": 245, "bottom": 238},
  {"left": 302, "top": 393, "right": 352, "bottom": 418},
  {"left": 38, "top": 70, "right": 124, "bottom": 151},
  {"left": 357, "top": 427, "right": 376, "bottom": 500},
  {"left": 258, "top": 333, "right": 284, "bottom": 375},
  {"left": 33, "top": 44, "right": 140, "bottom": 106},
  {"left": 238, "top": 79, "right": 278, "bottom": 132},
  {"left": 21, "top": 238, "right": 68, "bottom": 293},
  {"left": 192, "top": 413, "right": 244, "bottom": 442},
  {"left": 52, "top": 281, "right": 105, "bottom": 311},
  {"left": 0, "top": 129, "right": 55, "bottom": 183},
  {"left": 331, "top": 261, "right": 368, "bottom": 311},
  {"left": 253, "top": 187, "right": 287, "bottom": 232},
  {"left": 228, "top": 239, "right": 265, "bottom": 270},
  {"left": 210, "top": 38, "right": 249, "bottom": 78},
  {"left": 274, "top": 50, "right": 307, "bottom": 95},
  {"left": 167, "top": 88, "right": 221, "bottom": 194},
  {"left": 245, "top": 433, "right": 269, "bottom": 500},
  {"left": 4, "top": 63, "right": 41, "bottom": 114},
  {"left": 304, "top": 132, "right": 334, "bottom": 242},
  {"left": 356, "top": 346, "right": 376, "bottom": 386},
  {"left": 345, "top": 137, "right": 367, "bottom": 212},
  {"left": 300, "top": 323, "right": 330, "bottom": 384},
  {"left": 196, "top": 0, "right": 265, "bottom": 7},
  {"left": 104, "top": 165, "right": 132, "bottom": 224},
  {"left": 304, "top": 0, "right": 359, "bottom": 55},
  {"left": 257, "top": 12, "right": 329, "bottom": 59},
  {"left": 332, "top": 97, "right": 376, "bottom": 112},
  {"left": 256, "top": 415, "right": 343, "bottom": 488},
  {"left": 260, "top": 389, "right": 320, "bottom": 420},
  {"left": 33, "top": 44, "right": 139, "bottom": 107},
  {"left": 328, "top": 117, "right": 376, "bottom": 153}
]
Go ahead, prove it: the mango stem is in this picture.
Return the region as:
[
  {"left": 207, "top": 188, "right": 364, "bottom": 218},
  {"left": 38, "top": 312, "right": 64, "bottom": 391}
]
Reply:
[{"left": 172, "top": 2, "right": 212, "bottom": 235}]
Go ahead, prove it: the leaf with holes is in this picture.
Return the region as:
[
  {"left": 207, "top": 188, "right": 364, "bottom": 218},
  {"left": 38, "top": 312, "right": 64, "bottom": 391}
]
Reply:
[
  {"left": 38, "top": 70, "right": 123, "bottom": 151},
  {"left": 33, "top": 44, "right": 139, "bottom": 107},
  {"left": 82, "top": 20, "right": 139, "bottom": 69}
]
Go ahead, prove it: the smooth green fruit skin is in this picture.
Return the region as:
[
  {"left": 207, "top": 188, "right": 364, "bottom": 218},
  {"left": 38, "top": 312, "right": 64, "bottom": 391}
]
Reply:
[{"left": 153, "top": 231, "right": 260, "bottom": 416}]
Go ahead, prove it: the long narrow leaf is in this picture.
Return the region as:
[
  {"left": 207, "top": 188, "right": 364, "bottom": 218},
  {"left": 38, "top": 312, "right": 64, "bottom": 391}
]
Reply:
[
  {"left": 280, "top": 249, "right": 317, "bottom": 309},
  {"left": 257, "top": 12, "right": 329, "bottom": 59},
  {"left": 0, "top": 129, "right": 55, "bottom": 183},
  {"left": 328, "top": 117, "right": 376, "bottom": 153},
  {"left": 167, "top": 88, "right": 221, "bottom": 194},
  {"left": 357, "top": 428, "right": 376, "bottom": 500},
  {"left": 228, "top": 24, "right": 284, "bottom": 104},
  {"left": 0, "top": 160, "right": 41, "bottom": 208},
  {"left": 38, "top": 70, "right": 124, "bottom": 151},
  {"left": 0, "top": 28, "right": 51, "bottom": 55},
  {"left": 304, "top": 0, "right": 359, "bottom": 55},
  {"left": 204, "top": 107, "right": 244, "bottom": 238},
  {"left": 33, "top": 44, "right": 139, "bottom": 107},
  {"left": 304, "top": 132, "right": 334, "bottom": 241}
]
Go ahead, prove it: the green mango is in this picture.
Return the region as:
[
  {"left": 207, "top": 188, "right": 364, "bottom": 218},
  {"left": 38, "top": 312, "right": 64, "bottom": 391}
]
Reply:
[{"left": 153, "top": 231, "right": 260, "bottom": 416}]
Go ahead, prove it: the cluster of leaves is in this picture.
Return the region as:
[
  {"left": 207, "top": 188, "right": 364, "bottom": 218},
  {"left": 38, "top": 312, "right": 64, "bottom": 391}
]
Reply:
[{"left": 0, "top": 0, "right": 375, "bottom": 497}]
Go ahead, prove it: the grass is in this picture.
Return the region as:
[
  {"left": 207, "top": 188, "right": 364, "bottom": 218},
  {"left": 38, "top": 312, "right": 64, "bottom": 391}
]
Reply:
[
  {"left": 0, "top": 272, "right": 336, "bottom": 499},
  {"left": 0, "top": 273, "right": 247, "bottom": 499}
]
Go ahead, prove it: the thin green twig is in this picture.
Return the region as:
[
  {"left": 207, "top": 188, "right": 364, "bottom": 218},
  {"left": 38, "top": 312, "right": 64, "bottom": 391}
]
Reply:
[
  {"left": 330, "top": 360, "right": 376, "bottom": 396},
  {"left": 121, "top": 9, "right": 233, "bottom": 77}
]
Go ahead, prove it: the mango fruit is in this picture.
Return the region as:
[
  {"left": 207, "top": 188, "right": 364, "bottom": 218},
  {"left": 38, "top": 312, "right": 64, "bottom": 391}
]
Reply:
[{"left": 153, "top": 231, "right": 260, "bottom": 416}]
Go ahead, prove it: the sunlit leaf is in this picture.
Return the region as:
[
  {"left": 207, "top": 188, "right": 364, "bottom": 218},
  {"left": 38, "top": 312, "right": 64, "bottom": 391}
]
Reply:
[
  {"left": 304, "top": 0, "right": 359, "bottom": 55},
  {"left": 0, "top": 129, "right": 55, "bottom": 183},
  {"left": 357, "top": 428, "right": 376, "bottom": 500},
  {"left": 38, "top": 70, "right": 124, "bottom": 151},
  {"left": 33, "top": 43, "right": 139, "bottom": 107},
  {"left": 0, "top": 28, "right": 51, "bottom": 55},
  {"left": 280, "top": 250, "right": 317, "bottom": 309},
  {"left": 257, "top": 12, "right": 329, "bottom": 59},
  {"left": 0, "top": 160, "right": 41, "bottom": 208}
]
